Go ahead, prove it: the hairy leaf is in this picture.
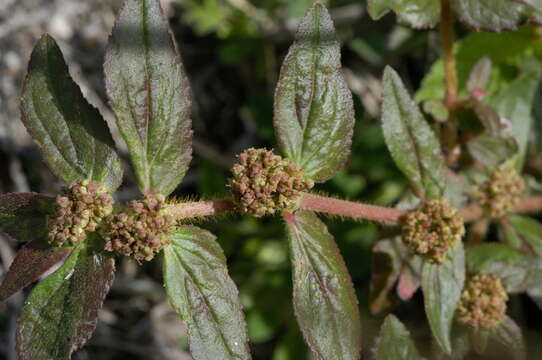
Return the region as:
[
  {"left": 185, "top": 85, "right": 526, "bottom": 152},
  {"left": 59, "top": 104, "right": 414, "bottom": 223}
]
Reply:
[
  {"left": 21, "top": 35, "right": 122, "bottom": 192},
  {"left": 489, "top": 61, "right": 542, "bottom": 170},
  {"left": 452, "top": 0, "right": 525, "bottom": 32},
  {"left": 374, "top": 315, "right": 422, "bottom": 360},
  {"left": 163, "top": 226, "right": 251, "bottom": 360},
  {"left": 274, "top": 3, "right": 354, "bottom": 182},
  {"left": 284, "top": 210, "right": 361, "bottom": 360},
  {"left": 382, "top": 66, "right": 447, "bottom": 200},
  {"left": 16, "top": 243, "right": 115, "bottom": 360},
  {"left": 368, "top": 0, "right": 441, "bottom": 29},
  {"left": 0, "top": 193, "right": 52, "bottom": 242},
  {"left": 467, "top": 243, "right": 540, "bottom": 293},
  {"left": 504, "top": 215, "right": 542, "bottom": 255},
  {"left": 422, "top": 243, "right": 465, "bottom": 355},
  {"left": 105, "top": 0, "right": 192, "bottom": 196},
  {"left": 0, "top": 239, "right": 70, "bottom": 302},
  {"left": 466, "top": 57, "right": 493, "bottom": 93},
  {"left": 490, "top": 316, "right": 526, "bottom": 360}
]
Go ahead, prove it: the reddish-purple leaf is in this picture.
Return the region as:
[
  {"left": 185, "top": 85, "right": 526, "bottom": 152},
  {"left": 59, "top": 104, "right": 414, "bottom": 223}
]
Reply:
[
  {"left": 397, "top": 266, "right": 420, "bottom": 301},
  {"left": 0, "top": 238, "right": 70, "bottom": 302},
  {"left": 0, "top": 192, "right": 52, "bottom": 242},
  {"left": 16, "top": 244, "right": 115, "bottom": 359}
]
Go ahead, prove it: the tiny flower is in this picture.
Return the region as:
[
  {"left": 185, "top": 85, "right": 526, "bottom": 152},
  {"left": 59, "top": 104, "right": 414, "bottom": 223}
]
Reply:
[
  {"left": 402, "top": 198, "right": 465, "bottom": 264},
  {"left": 475, "top": 162, "right": 524, "bottom": 219},
  {"left": 48, "top": 180, "right": 113, "bottom": 247},
  {"left": 457, "top": 274, "right": 508, "bottom": 330},
  {"left": 101, "top": 195, "right": 174, "bottom": 262},
  {"left": 229, "top": 148, "right": 314, "bottom": 217}
]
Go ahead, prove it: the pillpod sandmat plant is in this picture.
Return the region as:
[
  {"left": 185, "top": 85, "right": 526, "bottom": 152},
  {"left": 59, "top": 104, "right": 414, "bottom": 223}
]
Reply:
[
  {"left": 2, "top": 0, "right": 542, "bottom": 359},
  {"left": 48, "top": 180, "right": 113, "bottom": 247},
  {"left": 229, "top": 148, "right": 314, "bottom": 216},
  {"left": 476, "top": 162, "right": 525, "bottom": 219},
  {"left": 402, "top": 198, "right": 465, "bottom": 264},
  {"left": 101, "top": 195, "right": 174, "bottom": 262},
  {"left": 457, "top": 274, "right": 508, "bottom": 330}
]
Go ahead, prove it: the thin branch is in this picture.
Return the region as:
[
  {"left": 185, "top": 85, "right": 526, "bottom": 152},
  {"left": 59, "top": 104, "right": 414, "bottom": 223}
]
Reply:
[
  {"left": 299, "top": 192, "right": 407, "bottom": 223},
  {"left": 166, "top": 199, "right": 236, "bottom": 219}
]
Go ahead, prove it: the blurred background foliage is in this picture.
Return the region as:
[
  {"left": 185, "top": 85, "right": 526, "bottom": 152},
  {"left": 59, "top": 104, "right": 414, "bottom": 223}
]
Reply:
[{"left": 1, "top": 0, "right": 542, "bottom": 359}]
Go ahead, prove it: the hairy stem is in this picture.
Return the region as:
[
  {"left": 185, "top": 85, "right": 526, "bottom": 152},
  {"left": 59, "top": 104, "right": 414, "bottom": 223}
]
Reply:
[
  {"left": 298, "top": 192, "right": 408, "bottom": 223},
  {"left": 166, "top": 199, "right": 236, "bottom": 219},
  {"left": 441, "top": 0, "right": 457, "bottom": 108},
  {"left": 165, "top": 195, "right": 542, "bottom": 226}
]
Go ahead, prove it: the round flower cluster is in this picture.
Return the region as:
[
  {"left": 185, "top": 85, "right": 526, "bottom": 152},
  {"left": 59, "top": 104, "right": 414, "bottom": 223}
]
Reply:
[
  {"left": 457, "top": 274, "right": 508, "bottom": 330},
  {"left": 229, "top": 148, "right": 314, "bottom": 217},
  {"left": 48, "top": 180, "right": 113, "bottom": 247},
  {"left": 476, "top": 163, "right": 524, "bottom": 219},
  {"left": 101, "top": 195, "right": 174, "bottom": 262},
  {"left": 402, "top": 198, "right": 465, "bottom": 264}
]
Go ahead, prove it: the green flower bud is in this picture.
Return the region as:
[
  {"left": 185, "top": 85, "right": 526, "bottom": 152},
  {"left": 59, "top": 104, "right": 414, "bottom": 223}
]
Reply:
[
  {"left": 457, "top": 274, "right": 508, "bottom": 330},
  {"left": 229, "top": 148, "right": 314, "bottom": 217},
  {"left": 402, "top": 198, "right": 465, "bottom": 264},
  {"left": 101, "top": 195, "right": 174, "bottom": 262},
  {"left": 47, "top": 180, "right": 113, "bottom": 247},
  {"left": 475, "top": 162, "right": 524, "bottom": 219}
]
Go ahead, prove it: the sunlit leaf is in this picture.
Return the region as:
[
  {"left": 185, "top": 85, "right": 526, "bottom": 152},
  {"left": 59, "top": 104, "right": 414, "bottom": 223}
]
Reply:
[
  {"left": 382, "top": 66, "right": 447, "bottom": 200},
  {"left": 21, "top": 35, "right": 122, "bottom": 191},
  {"left": 274, "top": 3, "right": 354, "bottom": 182},
  {"left": 284, "top": 210, "right": 361, "bottom": 360},
  {"left": 105, "top": 0, "right": 192, "bottom": 196},
  {"left": 17, "top": 243, "right": 115, "bottom": 360},
  {"left": 422, "top": 243, "right": 465, "bottom": 355},
  {"left": 452, "top": 0, "right": 525, "bottom": 32},
  {"left": 163, "top": 226, "right": 251, "bottom": 360},
  {"left": 368, "top": 0, "right": 441, "bottom": 29}
]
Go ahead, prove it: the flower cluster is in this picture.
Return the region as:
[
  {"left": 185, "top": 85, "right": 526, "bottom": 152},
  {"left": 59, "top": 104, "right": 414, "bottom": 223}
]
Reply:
[
  {"left": 476, "top": 163, "right": 524, "bottom": 219},
  {"left": 48, "top": 180, "right": 113, "bottom": 247},
  {"left": 101, "top": 195, "right": 174, "bottom": 262},
  {"left": 229, "top": 148, "right": 314, "bottom": 217},
  {"left": 402, "top": 198, "right": 465, "bottom": 264},
  {"left": 457, "top": 274, "right": 508, "bottom": 330}
]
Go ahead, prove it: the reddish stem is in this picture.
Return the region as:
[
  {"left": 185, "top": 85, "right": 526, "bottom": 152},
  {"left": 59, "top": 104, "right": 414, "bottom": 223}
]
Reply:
[
  {"left": 166, "top": 199, "right": 236, "bottom": 219},
  {"left": 299, "top": 192, "right": 407, "bottom": 224}
]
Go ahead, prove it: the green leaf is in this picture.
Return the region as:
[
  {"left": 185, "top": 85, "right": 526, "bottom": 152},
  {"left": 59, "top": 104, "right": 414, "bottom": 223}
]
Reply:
[
  {"left": 452, "top": 0, "right": 525, "bottom": 32},
  {"left": 490, "top": 316, "right": 526, "bottom": 360},
  {"left": 0, "top": 193, "right": 52, "bottom": 242},
  {"left": 0, "top": 238, "right": 70, "bottom": 302},
  {"left": 415, "top": 27, "right": 542, "bottom": 104},
  {"left": 284, "top": 210, "right": 361, "bottom": 360},
  {"left": 16, "top": 243, "right": 115, "bottom": 360},
  {"left": 163, "top": 226, "right": 251, "bottom": 360},
  {"left": 105, "top": 0, "right": 192, "bottom": 196},
  {"left": 368, "top": 0, "right": 441, "bottom": 29},
  {"left": 488, "top": 61, "right": 542, "bottom": 170},
  {"left": 273, "top": 3, "right": 354, "bottom": 182},
  {"left": 21, "top": 35, "right": 122, "bottom": 192},
  {"left": 421, "top": 243, "right": 465, "bottom": 355},
  {"left": 504, "top": 215, "right": 542, "bottom": 255},
  {"left": 374, "top": 315, "right": 422, "bottom": 360},
  {"left": 467, "top": 243, "right": 539, "bottom": 293},
  {"left": 382, "top": 66, "right": 447, "bottom": 199},
  {"left": 466, "top": 57, "right": 492, "bottom": 93}
]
